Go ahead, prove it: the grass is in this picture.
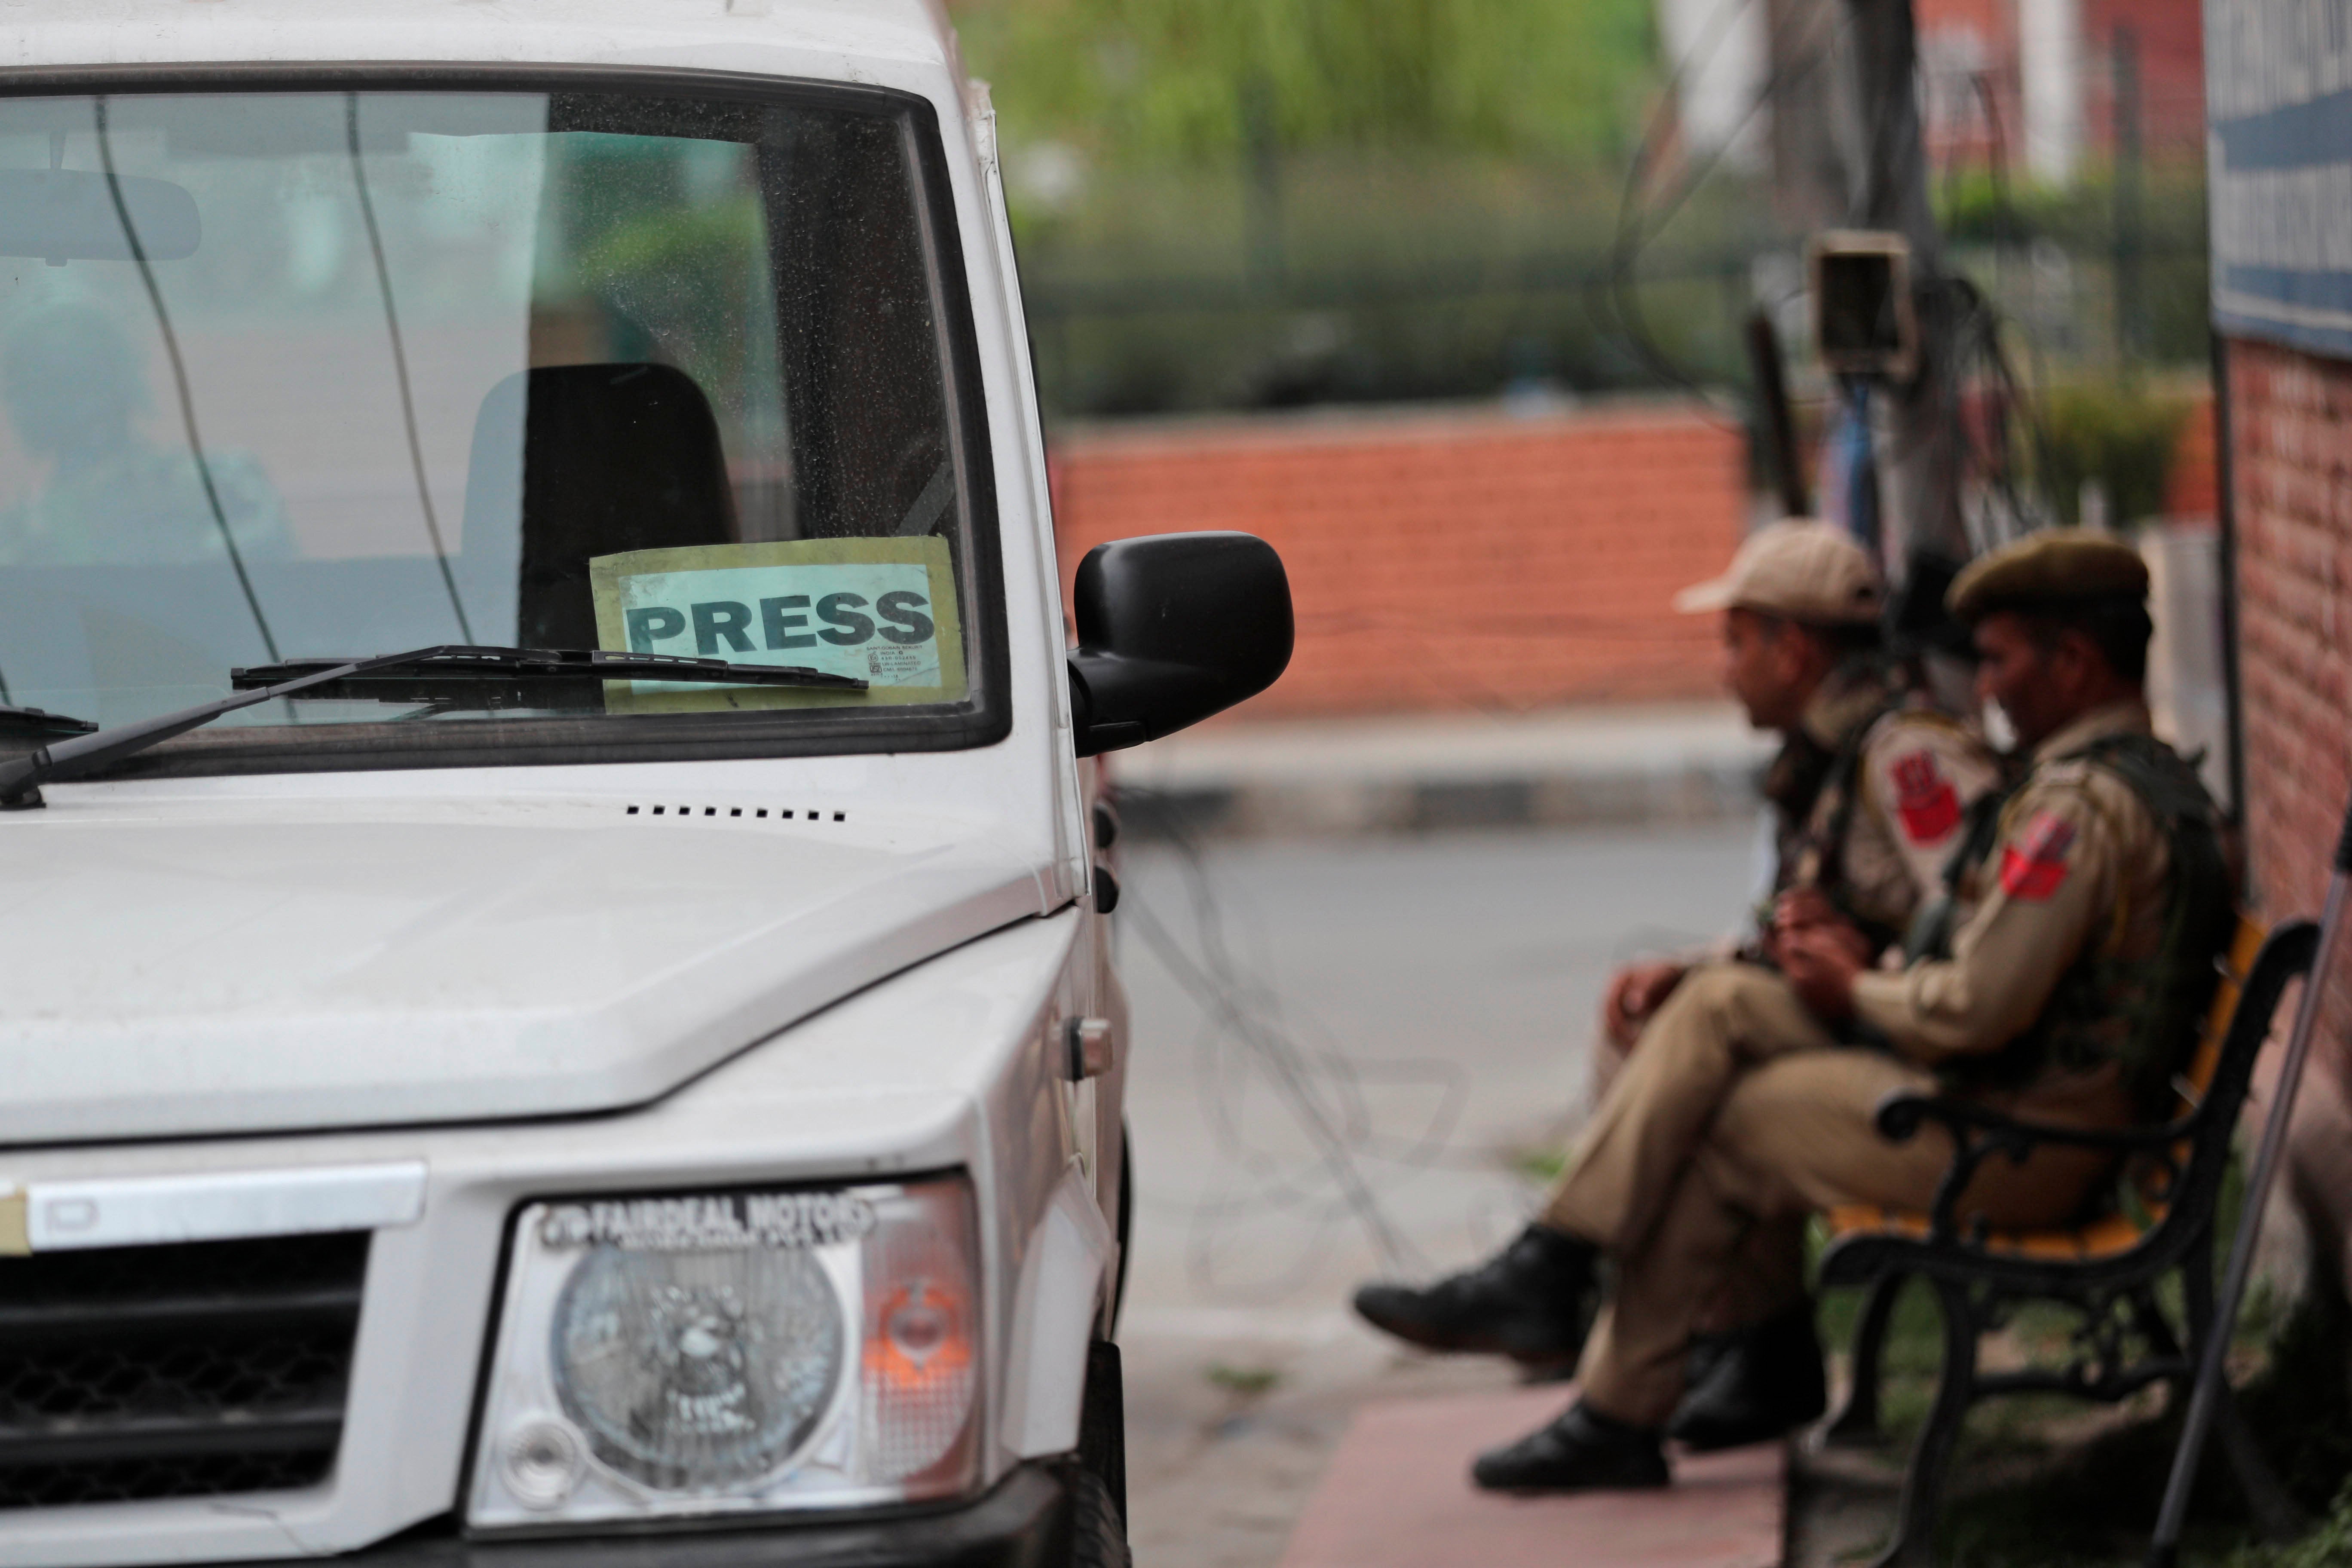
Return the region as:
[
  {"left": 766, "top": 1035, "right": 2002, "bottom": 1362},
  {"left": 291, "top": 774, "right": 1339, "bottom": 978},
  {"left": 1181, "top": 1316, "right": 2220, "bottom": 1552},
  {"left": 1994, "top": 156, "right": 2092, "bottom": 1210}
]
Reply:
[
  {"left": 1512, "top": 1145, "right": 1568, "bottom": 1184},
  {"left": 1205, "top": 1363, "right": 1283, "bottom": 1397},
  {"left": 2226, "top": 1482, "right": 2352, "bottom": 1568},
  {"left": 1925, "top": 1290, "right": 2352, "bottom": 1568},
  {"left": 1810, "top": 1263, "right": 2352, "bottom": 1567}
]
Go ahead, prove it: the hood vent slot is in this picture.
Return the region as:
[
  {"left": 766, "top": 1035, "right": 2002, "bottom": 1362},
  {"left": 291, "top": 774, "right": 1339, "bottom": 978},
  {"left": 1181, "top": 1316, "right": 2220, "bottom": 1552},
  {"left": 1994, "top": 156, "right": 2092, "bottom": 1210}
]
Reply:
[{"left": 625, "top": 804, "right": 847, "bottom": 823}]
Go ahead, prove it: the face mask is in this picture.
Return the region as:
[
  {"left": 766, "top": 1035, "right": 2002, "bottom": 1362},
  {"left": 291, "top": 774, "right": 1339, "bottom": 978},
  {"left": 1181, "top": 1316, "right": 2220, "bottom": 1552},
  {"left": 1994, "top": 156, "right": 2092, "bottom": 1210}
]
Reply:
[{"left": 1983, "top": 701, "right": 2018, "bottom": 753}]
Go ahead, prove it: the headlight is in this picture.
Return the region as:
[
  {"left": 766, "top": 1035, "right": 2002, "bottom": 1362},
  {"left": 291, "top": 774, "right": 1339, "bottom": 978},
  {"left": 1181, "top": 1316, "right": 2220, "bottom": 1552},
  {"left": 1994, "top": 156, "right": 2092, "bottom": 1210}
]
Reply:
[{"left": 467, "top": 1176, "right": 980, "bottom": 1529}]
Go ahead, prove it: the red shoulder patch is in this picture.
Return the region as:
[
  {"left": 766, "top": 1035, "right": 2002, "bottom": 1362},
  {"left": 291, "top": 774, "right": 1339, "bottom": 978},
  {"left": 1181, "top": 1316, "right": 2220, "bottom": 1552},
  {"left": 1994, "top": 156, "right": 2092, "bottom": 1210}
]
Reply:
[
  {"left": 1998, "top": 811, "right": 2078, "bottom": 900},
  {"left": 1890, "top": 748, "right": 1963, "bottom": 842}
]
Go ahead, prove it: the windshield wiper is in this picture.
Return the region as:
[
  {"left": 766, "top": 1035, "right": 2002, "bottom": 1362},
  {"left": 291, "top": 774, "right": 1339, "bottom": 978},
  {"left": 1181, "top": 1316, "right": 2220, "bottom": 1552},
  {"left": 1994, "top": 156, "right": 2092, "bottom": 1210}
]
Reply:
[
  {"left": 0, "top": 644, "right": 866, "bottom": 811},
  {"left": 0, "top": 704, "right": 97, "bottom": 740},
  {"left": 230, "top": 646, "right": 867, "bottom": 697},
  {"left": 230, "top": 646, "right": 867, "bottom": 712}
]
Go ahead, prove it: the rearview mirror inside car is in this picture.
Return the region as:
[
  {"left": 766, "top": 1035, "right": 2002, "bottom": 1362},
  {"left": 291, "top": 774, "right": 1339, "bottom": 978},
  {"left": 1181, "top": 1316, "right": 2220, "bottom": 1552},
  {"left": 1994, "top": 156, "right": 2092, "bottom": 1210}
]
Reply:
[
  {"left": 0, "top": 169, "right": 200, "bottom": 262},
  {"left": 1066, "top": 531, "right": 1293, "bottom": 757}
]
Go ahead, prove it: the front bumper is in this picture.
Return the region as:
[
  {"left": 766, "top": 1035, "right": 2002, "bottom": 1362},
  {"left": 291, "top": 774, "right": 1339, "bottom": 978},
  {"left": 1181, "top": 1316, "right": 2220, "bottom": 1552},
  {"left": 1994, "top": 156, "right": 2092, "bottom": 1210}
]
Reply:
[{"left": 203, "top": 1465, "right": 1068, "bottom": 1568}]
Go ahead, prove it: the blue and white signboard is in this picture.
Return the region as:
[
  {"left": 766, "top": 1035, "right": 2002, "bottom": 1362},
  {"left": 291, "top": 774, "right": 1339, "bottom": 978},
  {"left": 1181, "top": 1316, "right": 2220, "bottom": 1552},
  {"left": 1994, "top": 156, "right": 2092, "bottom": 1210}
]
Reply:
[{"left": 2208, "top": 0, "right": 2352, "bottom": 357}]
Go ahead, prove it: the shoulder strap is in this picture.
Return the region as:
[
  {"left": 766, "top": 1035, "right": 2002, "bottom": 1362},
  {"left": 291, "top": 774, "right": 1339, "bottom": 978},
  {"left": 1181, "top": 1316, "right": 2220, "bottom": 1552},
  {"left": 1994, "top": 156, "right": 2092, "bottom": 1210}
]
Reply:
[
  {"left": 1902, "top": 779, "right": 2012, "bottom": 963},
  {"left": 1808, "top": 695, "right": 1905, "bottom": 892}
]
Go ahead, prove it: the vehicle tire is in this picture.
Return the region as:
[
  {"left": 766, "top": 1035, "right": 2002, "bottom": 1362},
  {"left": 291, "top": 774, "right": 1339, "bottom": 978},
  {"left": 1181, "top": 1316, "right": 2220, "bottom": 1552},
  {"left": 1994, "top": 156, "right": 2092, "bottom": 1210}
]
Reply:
[
  {"left": 1111, "top": 1125, "right": 1133, "bottom": 1332},
  {"left": 1077, "top": 1341, "right": 1126, "bottom": 1514},
  {"left": 1065, "top": 1340, "right": 1129, "bottom": 1566},
  {"left": 1063, "top": 1461, "right": 1132, "bottom": 1568}
]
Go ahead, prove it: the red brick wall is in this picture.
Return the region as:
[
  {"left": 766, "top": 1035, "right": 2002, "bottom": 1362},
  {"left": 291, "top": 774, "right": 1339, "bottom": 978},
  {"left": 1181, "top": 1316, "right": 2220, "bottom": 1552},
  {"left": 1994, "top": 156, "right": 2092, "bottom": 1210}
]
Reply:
[
  {"left": 1045, "top": 403, "right": 1746, "bottom": 720},
  {"left": 2229, "top": 337, "right": 2352, "bottom": 1089},
  {"left": 2081, "top": 0, "right": 2209, "bottom": 153},
  {"left": 2166, "top": 392, "right": 2219, "bottom": 521}
]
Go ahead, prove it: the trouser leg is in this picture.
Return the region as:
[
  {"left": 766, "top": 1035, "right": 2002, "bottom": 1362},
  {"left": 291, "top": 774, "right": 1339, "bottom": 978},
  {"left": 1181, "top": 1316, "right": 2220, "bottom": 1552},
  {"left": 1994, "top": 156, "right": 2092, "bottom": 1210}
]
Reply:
[
  {"left": 1579, "top": 1152, "right": 1764, "bottom": 1424},
  {"left": 1574, "top": 1047, "right": 2115, "bottom": 1428},
  {"left": 1541, "top": 962, "right": 1838, "bottom": 1252},
  {"left": 1589, "top": 1022, "right": 1807, "bottom": 1335},
  {"left": 1704, "top": 1219, "right": 1810, "bottom": 1331},
  {"left": 1585, "top": 1025, "right": 1631, "bottom": 1120}
]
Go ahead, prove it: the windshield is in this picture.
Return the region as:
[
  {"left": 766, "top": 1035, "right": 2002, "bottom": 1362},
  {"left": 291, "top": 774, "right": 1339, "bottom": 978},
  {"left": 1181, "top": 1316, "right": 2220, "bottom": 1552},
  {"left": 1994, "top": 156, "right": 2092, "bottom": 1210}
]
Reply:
[{"left": 0, "top": 83, "right": 990, "bottom": 764}]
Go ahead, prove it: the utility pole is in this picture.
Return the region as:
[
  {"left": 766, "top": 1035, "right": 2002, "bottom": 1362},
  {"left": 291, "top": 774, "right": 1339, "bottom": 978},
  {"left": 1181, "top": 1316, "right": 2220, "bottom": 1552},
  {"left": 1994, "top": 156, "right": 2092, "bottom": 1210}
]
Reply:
[
  {"left": 1765, "top": 0, "right": 1847, "bottom": 235},
  {"left": 1843, "top": 0, "right": 1969, "bottom": 572},
  {"left": 1758, "top": 0, "right": 1971, "bottom": 568},
  {"left": 2112, "top": 25, "right": 2146, "bottom": 362}
]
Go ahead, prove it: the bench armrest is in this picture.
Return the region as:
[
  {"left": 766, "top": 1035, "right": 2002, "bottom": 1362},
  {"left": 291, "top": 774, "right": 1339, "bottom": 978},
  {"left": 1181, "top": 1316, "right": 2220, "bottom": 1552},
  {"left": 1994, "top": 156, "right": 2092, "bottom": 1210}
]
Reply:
[
  {"left": 1859, "top": 919, "right": 2320, "bottom": 1253},
  {"left": 1870, "top": 1090, "right": 2191, "bottom": 1245},
  {"left": 1874, "top": 1093, "right": 2192, "bottom": 1152}
]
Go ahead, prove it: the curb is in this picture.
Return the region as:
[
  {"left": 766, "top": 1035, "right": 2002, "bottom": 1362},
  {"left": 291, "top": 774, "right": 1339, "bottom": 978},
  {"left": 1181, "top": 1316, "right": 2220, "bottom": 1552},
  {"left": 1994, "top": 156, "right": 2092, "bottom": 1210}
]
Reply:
[{"left": 1117, "top": 757, "right": 1765, "bottom": 841}]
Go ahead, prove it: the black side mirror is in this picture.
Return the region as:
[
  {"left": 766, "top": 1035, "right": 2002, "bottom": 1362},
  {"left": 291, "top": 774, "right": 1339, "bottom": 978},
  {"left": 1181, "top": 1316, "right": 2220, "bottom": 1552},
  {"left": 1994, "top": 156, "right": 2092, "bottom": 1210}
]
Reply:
[{"left": 1066, "top": 532, "right": 1292, "bottom": 757}]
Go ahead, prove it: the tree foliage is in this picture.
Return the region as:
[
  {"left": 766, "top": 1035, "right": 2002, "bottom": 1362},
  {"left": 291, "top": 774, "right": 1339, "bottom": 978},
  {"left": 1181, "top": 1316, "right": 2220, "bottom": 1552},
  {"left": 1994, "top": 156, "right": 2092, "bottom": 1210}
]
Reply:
[{"left": 952, "top": 0, "right": 1658, "bottom": 164}]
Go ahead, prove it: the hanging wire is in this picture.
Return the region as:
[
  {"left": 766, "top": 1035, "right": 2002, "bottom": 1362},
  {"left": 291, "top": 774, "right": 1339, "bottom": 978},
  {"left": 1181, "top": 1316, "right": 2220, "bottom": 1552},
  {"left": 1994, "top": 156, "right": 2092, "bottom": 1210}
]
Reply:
[
  {"left": 1114, "top": 787, "right": 1735, "bottom": 1301},
  {"left": 1119, "top": 800, "right": 1436, "bottom": 1289},
  {"left": 1892, "top": 67, "right": 2063, "bottom": 549},
  {"left": 1953, "top": 77, "right": 2062, "bottom": 545},
  {"left": 347, "top": 93, "right": 475, "bottom": 643},
  {"left": 1600, "top": 0, "right": 1847, "bottom": 421},
  {"left": 1597, "top": 0, "right": 1763, "bottom": 416},
  {"left": 1588, "top": 0, "right": 2067, "bottom": 551},
  {"left": 93, "top": 98, "right": 281, "bottom": 663}
]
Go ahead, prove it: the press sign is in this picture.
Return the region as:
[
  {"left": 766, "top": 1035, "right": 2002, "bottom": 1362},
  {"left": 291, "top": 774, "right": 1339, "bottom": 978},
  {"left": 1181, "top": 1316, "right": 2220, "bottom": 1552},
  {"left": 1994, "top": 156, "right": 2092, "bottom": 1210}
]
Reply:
[
  {"left": 589, "top": 536, "right": 963, "bottom": 713},
  {"left": 619, "top": 561, "right": 940, "bottom": 684}
]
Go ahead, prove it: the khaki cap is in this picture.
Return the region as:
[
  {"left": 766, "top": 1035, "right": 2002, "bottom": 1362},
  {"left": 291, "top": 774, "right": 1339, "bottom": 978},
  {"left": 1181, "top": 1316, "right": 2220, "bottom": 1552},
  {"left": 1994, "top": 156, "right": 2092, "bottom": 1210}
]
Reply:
[
  {"left": 1946, "top": 530, "right": 2149, "bottom": 622},
  {"left": 1673, "top": 520, "right": 1884, "bottom": 626}
]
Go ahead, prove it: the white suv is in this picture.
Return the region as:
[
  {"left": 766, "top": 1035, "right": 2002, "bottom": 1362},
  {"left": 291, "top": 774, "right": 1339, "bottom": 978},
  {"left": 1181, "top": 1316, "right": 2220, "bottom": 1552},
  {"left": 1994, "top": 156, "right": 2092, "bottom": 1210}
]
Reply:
[{"left": 0, "top": 5, "right": 1291, "bottom": 1566}]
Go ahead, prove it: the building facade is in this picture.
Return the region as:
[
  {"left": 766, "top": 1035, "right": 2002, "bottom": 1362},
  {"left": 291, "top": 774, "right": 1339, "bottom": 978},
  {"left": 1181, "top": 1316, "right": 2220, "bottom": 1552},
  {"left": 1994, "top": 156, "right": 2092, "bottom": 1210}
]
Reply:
[
  {"left": 2207, "top": 0, "right": 2352, "bottom": 1294},
  {"left": 1914, "top": 0, "right": 2204, "bottom": 176}
]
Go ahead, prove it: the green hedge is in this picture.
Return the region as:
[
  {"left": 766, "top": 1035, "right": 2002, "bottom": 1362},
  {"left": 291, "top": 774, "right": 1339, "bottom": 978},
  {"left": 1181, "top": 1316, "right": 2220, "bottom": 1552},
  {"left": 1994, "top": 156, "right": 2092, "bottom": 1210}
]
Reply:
[{"left": 2031, "top": 377, "right": 2197, "bottom": 527}]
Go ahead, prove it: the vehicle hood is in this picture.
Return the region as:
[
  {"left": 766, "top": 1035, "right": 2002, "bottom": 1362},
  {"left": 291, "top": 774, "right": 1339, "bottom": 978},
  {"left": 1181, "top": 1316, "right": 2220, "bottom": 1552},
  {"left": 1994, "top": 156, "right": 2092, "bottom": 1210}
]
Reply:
[{"left": 0, "top": 793, "right": 1050, "bottom": 1146}]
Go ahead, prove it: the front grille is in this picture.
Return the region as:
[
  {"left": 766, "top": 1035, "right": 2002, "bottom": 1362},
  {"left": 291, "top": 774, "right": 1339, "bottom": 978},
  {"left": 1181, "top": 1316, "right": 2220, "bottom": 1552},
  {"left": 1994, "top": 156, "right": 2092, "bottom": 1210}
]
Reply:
[{"left": 0, "top": 1231, "right": 368, "bottom": 1510}]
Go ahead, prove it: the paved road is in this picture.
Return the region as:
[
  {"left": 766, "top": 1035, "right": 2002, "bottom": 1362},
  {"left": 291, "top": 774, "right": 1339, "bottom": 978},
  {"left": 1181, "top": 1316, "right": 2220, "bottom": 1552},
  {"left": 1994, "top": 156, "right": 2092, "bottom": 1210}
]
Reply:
[{"left": 1110, "top": 822, "right": 1760, "bottom": 1567}]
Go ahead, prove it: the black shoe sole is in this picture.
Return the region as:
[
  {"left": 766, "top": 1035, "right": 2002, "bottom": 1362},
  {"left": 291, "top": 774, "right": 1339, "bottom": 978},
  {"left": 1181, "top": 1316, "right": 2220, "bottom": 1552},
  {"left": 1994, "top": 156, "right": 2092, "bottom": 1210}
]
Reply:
[
  {"left": 1668, "top": 1387, "right": 1828, "bottom": 1452},
  {"left": 1351, "top": 1304, "right": 1584, "bottom": 1368},
  {"left": 1669, "top": 1415, "right": 1819, "bottom": 1452},
  {"left": 1472, "top": 1464, "right": 1671, "bottom": 1493},
  {"left": 1667, "top": 1371, "right": 1828, "bottom": 1450},
  {"left": 1475, "top": 1476, "right": 1673, "bottom": 1495}
]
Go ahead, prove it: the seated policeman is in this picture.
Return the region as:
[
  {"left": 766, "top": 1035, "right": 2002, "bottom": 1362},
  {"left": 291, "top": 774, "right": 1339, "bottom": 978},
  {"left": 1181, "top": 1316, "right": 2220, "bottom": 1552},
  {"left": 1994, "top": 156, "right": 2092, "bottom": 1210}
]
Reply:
[
  {"left": 1599, "top": 521, "right": 1998, "bottom": 1077},
  {"left": 1354, "top": 531, "right": 2232, "bottom": 1490},
  {"left": 1586, "top": 522, "right": 2000, "bottom": 1447},
  {"left": 1359, "top": 520, "right": 2000, "bottom": 1451}
]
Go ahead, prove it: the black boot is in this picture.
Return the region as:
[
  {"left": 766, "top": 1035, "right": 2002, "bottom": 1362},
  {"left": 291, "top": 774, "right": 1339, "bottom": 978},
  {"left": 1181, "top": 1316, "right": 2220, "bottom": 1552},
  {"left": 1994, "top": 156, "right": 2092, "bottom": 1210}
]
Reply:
[
  {"left": 1473, "top": 1400, "right": 1670, "bottom": 1492},
  {"left": 1666, "top": 1301, "right": 1828, "bottom": 1451},
  {"left": 1351, "top": 1225, "right": 1598, "bottom": 1366}
]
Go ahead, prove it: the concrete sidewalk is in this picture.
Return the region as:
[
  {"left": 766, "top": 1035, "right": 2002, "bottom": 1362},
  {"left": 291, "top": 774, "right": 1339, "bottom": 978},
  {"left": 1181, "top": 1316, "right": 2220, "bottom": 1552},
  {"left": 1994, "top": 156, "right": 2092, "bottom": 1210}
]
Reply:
[
  {"left": 1277, "top": 1384, "right": 1784, "bottom": 1568},
  {"left": 1108, "top": 703, "right": 1775, "bottom": 839}
]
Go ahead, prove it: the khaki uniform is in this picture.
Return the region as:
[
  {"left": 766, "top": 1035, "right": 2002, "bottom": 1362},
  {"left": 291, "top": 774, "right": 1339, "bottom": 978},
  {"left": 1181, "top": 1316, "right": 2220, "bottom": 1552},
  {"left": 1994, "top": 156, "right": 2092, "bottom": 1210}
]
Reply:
[
  {"left": 1770, "top": 668, "right": 2001, "bottom": 946},
  {"left": 1583, "top": 662, "right": 1998, "bottom": 1326},
  {"left": 1547, "top": 701, "right": 2186, "bottom": 1426},
  {"left": 1593, "top": 661, "right": 1997, "bottom": 1093}
]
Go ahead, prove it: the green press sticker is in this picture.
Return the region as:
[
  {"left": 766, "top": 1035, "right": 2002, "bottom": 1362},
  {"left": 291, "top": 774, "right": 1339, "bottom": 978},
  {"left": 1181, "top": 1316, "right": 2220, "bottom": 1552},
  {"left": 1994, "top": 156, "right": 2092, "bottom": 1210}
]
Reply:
[{"left": 588, "top": 536, "right": 965, "bottom": 714}]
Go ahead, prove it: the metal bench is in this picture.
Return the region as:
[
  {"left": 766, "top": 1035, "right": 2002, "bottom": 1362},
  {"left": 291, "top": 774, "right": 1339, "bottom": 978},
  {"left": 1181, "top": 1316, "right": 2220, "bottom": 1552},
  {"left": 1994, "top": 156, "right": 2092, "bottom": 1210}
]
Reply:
[{"left": 1814, "top": 914, "right": 2319, "bottom": 1568}]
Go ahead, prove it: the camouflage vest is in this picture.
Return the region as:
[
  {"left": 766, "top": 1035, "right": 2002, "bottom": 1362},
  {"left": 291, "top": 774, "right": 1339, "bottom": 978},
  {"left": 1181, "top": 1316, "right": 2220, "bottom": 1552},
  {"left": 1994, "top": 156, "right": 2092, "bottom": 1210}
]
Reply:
[{"left": 1905, "top": 733, "right": 2233, "bottom": 1115}]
